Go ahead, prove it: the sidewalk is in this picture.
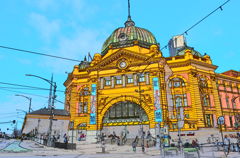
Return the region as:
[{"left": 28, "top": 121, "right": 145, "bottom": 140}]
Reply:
[{"left": 0, "top": 140, "right": 240, "bottom": 158}]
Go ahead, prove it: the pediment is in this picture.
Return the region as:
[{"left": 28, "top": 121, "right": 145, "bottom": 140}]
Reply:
[{"left": 89, "top": 49, "right": 150, "bottom": 70}]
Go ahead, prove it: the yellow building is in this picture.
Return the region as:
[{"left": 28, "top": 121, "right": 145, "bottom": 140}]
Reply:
[{"left": 64, "top": 15, "right": 240, "bottom": 142}]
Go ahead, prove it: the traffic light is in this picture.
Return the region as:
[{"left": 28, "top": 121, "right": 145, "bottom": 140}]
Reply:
[{"left": 12, "top": 120, "right": 16, "bottom": 124}]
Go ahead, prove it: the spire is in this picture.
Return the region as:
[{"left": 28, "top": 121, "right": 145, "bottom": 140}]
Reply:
[{"left": 124, "top": 0, "right": 135, "bottom": 27}]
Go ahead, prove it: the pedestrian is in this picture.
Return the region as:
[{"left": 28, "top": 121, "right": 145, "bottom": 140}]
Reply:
[
  {"left": 192, "top": 139, "right": 199, "bottom": 150},
  {"left": 141, "top": 131, "right": 145, "bottom": 152},
  {"left": 63, "top": 133, "right": 68, "bottom": 149},
  {"left": 156, "top": 135, "right": 161, "bottom": 150},
  {"left": 146, "top": 131, "right": 152, "bottom": 148},
  {"left": 132, "top": 136, "right": 139, "bottom": 152},
  {"left": 223, "top": 135, "right": 230, "bottom": 155}
]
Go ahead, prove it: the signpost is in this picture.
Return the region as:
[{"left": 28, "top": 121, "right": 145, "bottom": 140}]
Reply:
[{"left": 218, "top": 116, "right": 227, "bottom": 157}]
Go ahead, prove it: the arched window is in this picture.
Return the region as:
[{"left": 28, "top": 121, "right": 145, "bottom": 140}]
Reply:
[
  {"left": 169, "top": 77, "right": 185, "bottom": 88},
  {"left": 103, "top": 101, "right": 148, "bottom": 123}
]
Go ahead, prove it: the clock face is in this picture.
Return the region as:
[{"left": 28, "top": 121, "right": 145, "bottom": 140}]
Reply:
[{"left": 119, "top": 61, "right": 127, "bottom": 68}]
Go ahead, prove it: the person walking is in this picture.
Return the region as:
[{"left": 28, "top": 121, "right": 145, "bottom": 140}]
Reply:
[
  {"left": 132, "top": 136, "right": 139, "bottom": 152},
  {"left": 146, "top": 131, "right": 152, "bottom": 148},
  {"left": 223, "top": 135, "right": 230, "bottom": 155},
  {"left": 156, "top": 135, "right": 161, "bottom": 150}
]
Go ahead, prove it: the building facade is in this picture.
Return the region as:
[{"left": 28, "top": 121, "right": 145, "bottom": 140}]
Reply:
[
  {"left": 22, "top": 108, "right": 70, "bottom": 142},
  {"left": 64, "top": 17, "right": 240, "bottom": 142}
]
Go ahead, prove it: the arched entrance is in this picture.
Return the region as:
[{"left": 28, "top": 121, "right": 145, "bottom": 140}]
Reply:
[{"left": 101, "top": 101, "right": 149, "bottom": 138}]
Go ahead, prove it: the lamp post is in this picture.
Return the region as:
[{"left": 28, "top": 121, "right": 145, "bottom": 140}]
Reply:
[
  {"left": 25, "top": 74, "right": 57, "bottom": 147},
  {"left": 15, "top": 94, "right": 32, "bottom": 113},
  {"left": 135, "top": 72, "right": 145, "bottom": 152}
]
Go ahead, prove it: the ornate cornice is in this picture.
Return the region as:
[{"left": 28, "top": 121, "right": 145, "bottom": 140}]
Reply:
[
  {"left": 216, "top": 74, "right": 240, "bottom": 82},
  {"left": 167, "top": 59, "right": 218, "bottom": 70}
]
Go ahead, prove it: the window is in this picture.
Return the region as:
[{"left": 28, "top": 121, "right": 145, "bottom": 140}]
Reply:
[
  {"left": 175, "top": 97, "right": 182, "bottom": 107},
  {"left": 229, "top": 116, "right": 233, "bottom": 127},
  {"left": 139, "top": 74, "right": 145, "bottom": 82},
  {"left": 172, "top": 123, "right": 177, "bottom": 129},
  {"left": 174, "top": 94, "right": 188, "bottom": 107},
  {"left": 83, "top": 102, "right": 88, "bottom": 113},
  {"left": 79, "top": 102, "right": 83, "bottom": 113},
  {"left": 233, "top": 99, "right": 237, "bottom": 109},
  {"left": 205, "top": 114, "right": 213, "bottom": 127},
  {"left": 226, "top": 97, "right": 230, "bottom": 108},
  {"left": 127, "top": 76, "right": 134, "bottom": 84},
  {"left": 105, "top": 79, "right": 111, "bottom": 86},
  {"left": 169, "top": 78, "right": 185, "bottom": 88},
  {"left": 203, "top": 95, "right": 209, "bottom": 106},
  {"left": 79, "top": 102, "right": 88, "bottom": 113},
  {"left": 116, "top": 76, "right": 122, "bottom": 85}
]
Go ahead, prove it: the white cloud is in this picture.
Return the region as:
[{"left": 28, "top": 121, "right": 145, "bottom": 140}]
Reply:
[
  {"left": 40, "top": 29, "right": 103, "bottom": 73},
  {"left": 29, "top": 13, "right": 60, "bottom": 42}
]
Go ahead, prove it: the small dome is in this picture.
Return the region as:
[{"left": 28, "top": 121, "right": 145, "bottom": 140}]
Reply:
[
  {"left": 101, "top": 25, "right": 158, "bottom": 56},
  {"left": 177, "top": 46, "right": 202, "bottom": 57}
]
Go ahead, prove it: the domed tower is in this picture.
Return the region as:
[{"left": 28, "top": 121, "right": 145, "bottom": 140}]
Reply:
[{"left": 101, "top": 17, "right": 158, "bottom": 56}]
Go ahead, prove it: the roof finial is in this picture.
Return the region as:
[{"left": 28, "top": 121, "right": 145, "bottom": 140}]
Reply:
[
  {"left": 128, "top": 0, "right": 131, "bottom": 19},
  {"left": 125, "top": 0, "right": 135, "bottom": 27}
]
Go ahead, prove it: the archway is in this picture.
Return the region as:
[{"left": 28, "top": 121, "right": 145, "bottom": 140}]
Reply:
[{"left": 101, "top": 101, "right": 150, "bottom": 138}]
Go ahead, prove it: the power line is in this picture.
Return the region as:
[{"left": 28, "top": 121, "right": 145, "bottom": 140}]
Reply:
[
  {"left": 0, "top": 87, "right": 64, "bottom": 104},
  {"left": 0, "top": 45, "right": 81, "bottom": 62},
  {"left": 160, "top": 0, "right": 231, "bottom": 51}
]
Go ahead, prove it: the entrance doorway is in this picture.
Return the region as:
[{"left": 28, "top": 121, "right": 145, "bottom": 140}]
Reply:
[{"left": 102, "top": 101, "right": 149, "bottom": 138}]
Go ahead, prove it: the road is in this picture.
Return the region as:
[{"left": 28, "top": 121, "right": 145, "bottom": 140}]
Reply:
[{"left": 1, "top": 139, "right": 240, "bottom": 158}]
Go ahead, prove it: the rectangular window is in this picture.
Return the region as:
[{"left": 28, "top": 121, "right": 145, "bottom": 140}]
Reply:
[
  {"left": 229, "top": 116, "right": 233, "bottom": 127},
  {"left": 172, "top": 123, "right": 177, "bottom": 129},
  {"left": 105, "top": 79, "right": 111, "bottom": 86},
  {"left": 205, "top": 114, "right": 213, "bottom": 127},
  {"left": 83, "top": 102, "right": 88, "bottom": 113},
  {"left": 116, "top": 76, "right": 122, "bottom": 85},
  {"left": 226, "top": 97, "right": 230, "bottom": 108},
  {"left": 127, "top": 76, "right": 134, "bottom": 83},
  {"left": 139, "top": 74, "right": 145, "bottom": 82},
  {"left": 79, "top": 102, "right": 83, "bottom": 113},
  {"left": 233, "top": 101, "right": 236, "bottom": 109}
]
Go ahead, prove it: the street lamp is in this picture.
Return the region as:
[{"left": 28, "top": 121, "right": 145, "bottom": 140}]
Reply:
[
  {"left": 25, "top": 74, "right": 57, "bottom": 147},
  {"left": 135, "top": 72, "right": 145, "bottom": 152},
  {"left": 25, "top": 74, "right": 56, "bottom": 109},
  {"left": 15, "top": 94, "right": 32, "bottom": 113}
]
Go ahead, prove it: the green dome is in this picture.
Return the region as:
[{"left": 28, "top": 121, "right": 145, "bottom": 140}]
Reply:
[
  {"left": 101, "top": 23, "right": 158, "bottom": 56},
  {"left": 176, "top": 46, "right": 202, "bottom": 57}
]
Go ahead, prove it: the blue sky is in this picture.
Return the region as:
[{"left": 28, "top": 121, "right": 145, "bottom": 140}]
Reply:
[{"left": 0, "top": 0, "right": 239, "bottom": 133}]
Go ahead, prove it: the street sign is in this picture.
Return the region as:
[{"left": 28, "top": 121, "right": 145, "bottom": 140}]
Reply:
[{"left": 217, "top": 116, "right": 225, "bottom": 125}]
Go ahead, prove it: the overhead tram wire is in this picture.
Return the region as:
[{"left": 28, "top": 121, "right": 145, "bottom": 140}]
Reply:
[
  {"left": 0, "top": 80, "right": 233, "bottom": 96},
  {"left": 0, "top": 87, "right": 64, "bottom": 104},
  {"left": 160, "top": 0, "right": 231, "bottom": 51},
  {"left": 0, "top": 45, "right": 81, "bottom": 62}
]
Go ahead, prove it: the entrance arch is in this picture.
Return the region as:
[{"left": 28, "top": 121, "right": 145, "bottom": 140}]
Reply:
[{"left": 98, "top": 95, "right": 155, "bottom": 138}]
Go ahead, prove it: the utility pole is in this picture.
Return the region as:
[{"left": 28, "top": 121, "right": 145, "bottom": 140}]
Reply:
[{"left": 25, "top": 74, "right": 57, "bottom": 147}]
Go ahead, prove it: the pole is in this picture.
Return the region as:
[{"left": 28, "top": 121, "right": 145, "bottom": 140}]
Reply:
[
  {"left": 137, "top": 73, "right": 145, "bottom": 152},
  {"left": 71, "top": 121, "right": 74, "bottom": 151},
  {"left": 47, "top": 78, "right": 57, "bottom": 147},
  {"left": 48, "top": 74, "right": 53, "bottom": 109},
  {"left": 220, "top": 123, "right": 227, "bottom": 157},
  {"left": 29, "top": 98, "right": 32, "bottom": 113}
]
